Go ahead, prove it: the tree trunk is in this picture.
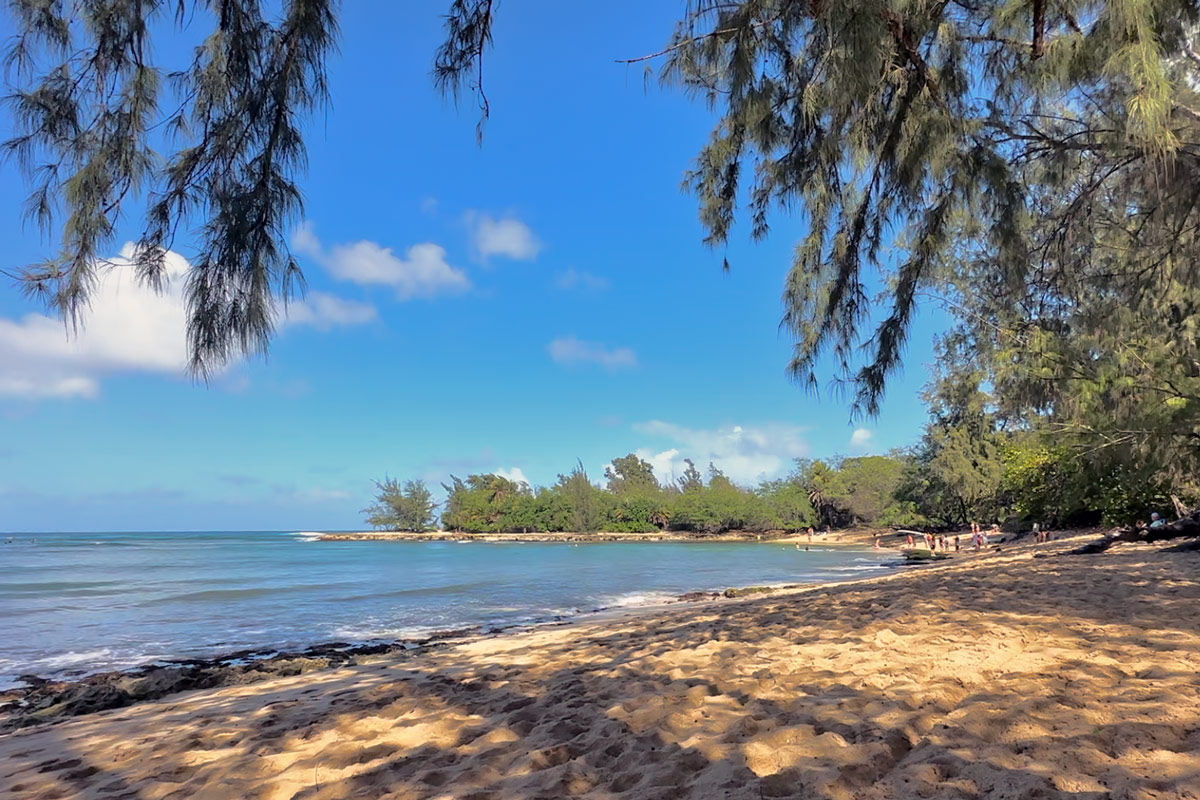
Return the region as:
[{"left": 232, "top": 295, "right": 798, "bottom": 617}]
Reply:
[{"left": 1063, "top": 512, "right": 1200, "bottom": 555}]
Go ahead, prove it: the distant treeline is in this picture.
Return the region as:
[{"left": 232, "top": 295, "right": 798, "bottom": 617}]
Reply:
[
  {"left": 366, "top": 453, "right": 915, "bottom": 534},
  {"left": 366, "top": 428, "right": 1186, "bottom": 534}
]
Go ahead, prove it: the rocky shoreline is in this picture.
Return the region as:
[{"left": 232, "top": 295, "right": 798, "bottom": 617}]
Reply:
[
  {"left": 0, "top": 585, "right": 798, "bottom": 732},
  {"left": 0, "top": 632, "right": 465, "bottom": 732}
]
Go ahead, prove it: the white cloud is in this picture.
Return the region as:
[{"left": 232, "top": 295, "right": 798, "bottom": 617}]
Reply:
[
  {"left": 547, "top": 336, "right": 637, "bottom": 370},
  {"left": 284, "top": 291, "right": 378, "bottom": 330},
  {"left": 850, "top": 428, "right": 874, "bottom": 450},
  {"left": 555, "top": 268, "right": 609, "bottom": 291},
  {"left": 0, "top": 244, "right": 192, "bottom": 399},
  {"left": 293, "top": 222, "right": 470, "bottom": 299},
  {"left": 495, "top": 467, "right": 530, "bottom": 487},
  {"left": 467, "top": 212, "right": 541, "bottom": 262},
  {"left": 633, "top": 420, "right": 810, "bottom": 485},
  {"left": 634, "top": 447, "right": 681, "bottom": 484},
  {"left": 0, "top": 243, "right": 372, "bottom": 399}
]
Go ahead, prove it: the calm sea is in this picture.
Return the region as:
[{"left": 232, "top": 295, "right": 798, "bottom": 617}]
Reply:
[{"left": 0, "top": 531, "right": 889, "bottom": 687}]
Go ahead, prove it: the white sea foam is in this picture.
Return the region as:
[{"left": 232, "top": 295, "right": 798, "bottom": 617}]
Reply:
[
  {"left": 593, "top": 591, "right": 678, "bottom": 609},
  {"left": 34, "top": 648, "right": 117, "bottom": 669},
  {"left": 288, "top": 531, "right": 324, "bottom": 542},
  {"left": 825, "top": 564, "right": 888, "bottom": 572},
  {"left": 330, "top": 624, "right": 444, "bottom": 641}
]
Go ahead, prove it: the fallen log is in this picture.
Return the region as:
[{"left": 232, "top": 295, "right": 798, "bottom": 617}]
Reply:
[{"left": 1065, "top": 511, "right": 1200, "bottom": 555}]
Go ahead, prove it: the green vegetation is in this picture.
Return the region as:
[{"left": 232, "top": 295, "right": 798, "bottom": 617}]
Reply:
[
  {"left": 368, "top": 453, "right": 817, "bottom": 533},
  {"left": 367, "top": 430, "right": 1192, "bottom": 532},
  {"left": 361, "top": 478, "right": 436, "bottom": 532}
]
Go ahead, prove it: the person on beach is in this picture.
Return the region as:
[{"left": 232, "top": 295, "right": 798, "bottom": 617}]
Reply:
[
  {"left": 807, "top": 527, "right": 814, "bottom": 542},
  {"left": 874, "top": 536, "right": 880, "bottom": 551},
  {"left": 1150, "top": 512, "right": 1167, "bottom": 528},
  {"left": 954, "top": 535, "right": 960, "bottom": 551},
  {"left": 907, "top": 533, "right": 914, "bottom": 548}
]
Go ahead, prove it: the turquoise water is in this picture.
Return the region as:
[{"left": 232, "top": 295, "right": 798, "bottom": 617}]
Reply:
[{"left": 0, "top": 531, "right": 889, "bottom": 687}]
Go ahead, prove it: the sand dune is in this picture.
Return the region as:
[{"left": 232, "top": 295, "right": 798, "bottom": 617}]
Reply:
[{"left": 3, "top": 537, "right": 1200, "bottom": 799}]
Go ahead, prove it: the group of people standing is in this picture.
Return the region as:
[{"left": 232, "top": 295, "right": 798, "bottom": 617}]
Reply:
[
  {"left": 969, "top": 521, "right": 1000, "bottom": 549},
  {"left": 892, "top": 519, "right": 1069, "bottom": 554},
  {"left": 905, "top": 531, "right": 961, "bottom": 552},
  {"left": 900, "top": 522, "right": 1014, "bottom": 552}
]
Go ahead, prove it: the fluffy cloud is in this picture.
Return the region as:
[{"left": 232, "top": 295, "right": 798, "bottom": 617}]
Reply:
[
  {"left": 0, "top": 245, "right": 192, "bottom": 399},
  {"left": 850, "top": 428, "right": 874, "bottom": 450},
  {"left": 632, "top": 420, "right": 811, "bottom": 486},
  {"left": 284, "top": 292, "right": 378, "bottom": 330},
  {"left": 547, "top": 336, "right": 637, "bottom": 370},
  {"left": 0, "top": 243, "right": 373, "bottom": 399},
  {"left": 495, "top": 467, "right": 530, "bottom": 487},
  {"left": 467, "top": 212, "right": 541, "bottom": 262},
  {"left": 293, "top": 222, "right": 470, "bottom": 299},
  {"left": 555, "top": 268, "right": 609, "bottom": 291}
]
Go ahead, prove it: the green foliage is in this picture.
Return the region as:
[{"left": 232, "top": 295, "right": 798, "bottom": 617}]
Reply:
[
  {"left": 372, "top": 423, "right": 1184, "bottom": 534},
  {"left": 754, "top": 480, "right": 818, "bottom": 532},
  {"left": 555, "top": 461, "right": 605, "bottom": 534},
  {"left": 829, "top": 455, "right": 908, "bottom": 525},
  {"left": 668, "top": 465, "right": 756, "bottom": 533},
  {"left": 604, "top": 454, "right": 660, "bottom": 495},
  {"left": 362, "top": 478, "right": 436, "bottom": 532},
  {"left": 440, "top": 473, "right": 531, "bottom": 532},
  {"left": 13, "top": 2, "right": 1200, "bottom": 518},
  {"left": 4, "top": 0, "right": 338, "bottom": 375},
  {"left": 792, "top": 459, "right": 848, "bottom": 528},
  {"left": 430, "top": 3, "right": 1200, "bottom": 517},
  {"left": 607, "top": 492, "right": 669, "bottom": 533},
  {"left": 1000, "top": 441, "right": 1074, "bottom": 524},
  {"left": 676, "top": 459, "right": 704, "bottom": 493}
]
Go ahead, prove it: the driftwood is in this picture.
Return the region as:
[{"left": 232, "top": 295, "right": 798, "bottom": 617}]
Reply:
[{"left": 1065, "top": 511, "right": 1200, "bottom": 555}]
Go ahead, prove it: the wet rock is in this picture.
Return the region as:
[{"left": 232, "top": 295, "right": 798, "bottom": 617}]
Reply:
[{"left": 677, "top": 591, "right": 721, "bottom": 602}]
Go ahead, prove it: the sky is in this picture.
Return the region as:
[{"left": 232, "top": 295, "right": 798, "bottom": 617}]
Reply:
[{"left": 0, "top": 1, "right": 946, "bottom": 532}]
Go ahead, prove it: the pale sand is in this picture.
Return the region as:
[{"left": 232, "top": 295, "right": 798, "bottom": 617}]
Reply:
[{"left": 4, "top": 538, "right": 1200, "bottom": 800}]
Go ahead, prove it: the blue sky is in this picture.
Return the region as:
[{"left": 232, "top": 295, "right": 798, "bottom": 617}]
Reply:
[{"left": 0, "top": 2, "right": 945, "bottom": 532}]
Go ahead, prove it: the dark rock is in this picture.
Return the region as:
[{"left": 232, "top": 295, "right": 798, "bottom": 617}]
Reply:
[
  {"left": 723, "top": 586, "right": 776, "bottom": 599},
  {"left": 17, "top": 674, "right": 50, "bottom": 687},
  {"left": 60, "top": 684, "right": 132, "bottom": 717}
]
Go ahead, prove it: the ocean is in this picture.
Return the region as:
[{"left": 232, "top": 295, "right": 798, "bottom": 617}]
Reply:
[{"left": 0, "top": 531, "right": 890, "bottom": 688}]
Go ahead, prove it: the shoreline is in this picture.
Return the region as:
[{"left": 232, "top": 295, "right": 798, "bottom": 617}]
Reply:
[
  {"left": 5, "top": 530, "right": 1198, "bottom": 798},
  {"left": 0, "top": 556, "right": 901, "bottom": 731},
  {"left": 5, "top": 528, "right": 1197, "bottom": 798},
  {"left": 0, "top": 527, "right": 1097, "bottom": 730}
]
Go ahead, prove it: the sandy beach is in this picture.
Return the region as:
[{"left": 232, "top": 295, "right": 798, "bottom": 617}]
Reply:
[{"left": 3, "top": 534, "right": 1199, "bottom": 799}]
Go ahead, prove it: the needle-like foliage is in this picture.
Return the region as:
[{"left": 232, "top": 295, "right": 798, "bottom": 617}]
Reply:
[
  {"left": 7, "top": 0, "right": 1200, "bottom": 445},
  {"left": 435, "top": 0, "right": 1200, "bottom": 422},
  {"left": 3, "top": 0, "right": 337, "bottom": 376}
]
